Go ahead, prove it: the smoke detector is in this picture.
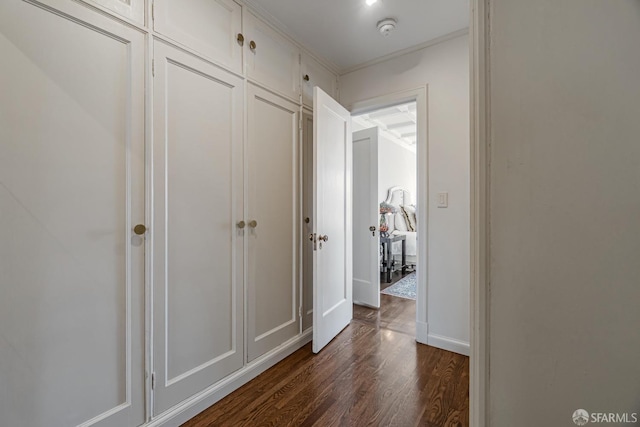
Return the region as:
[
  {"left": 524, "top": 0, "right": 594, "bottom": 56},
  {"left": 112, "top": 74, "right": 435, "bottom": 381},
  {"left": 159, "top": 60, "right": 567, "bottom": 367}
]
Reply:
[{"left": 377, "top": 18, "right": 397, "bottom": 36}]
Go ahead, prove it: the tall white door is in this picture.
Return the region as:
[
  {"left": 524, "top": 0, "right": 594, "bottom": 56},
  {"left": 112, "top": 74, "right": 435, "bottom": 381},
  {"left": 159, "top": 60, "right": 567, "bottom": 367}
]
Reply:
[
  {"left": 352, "top": 128, "right": 380, "bottom": 308},
  {"left": 301, "top": 111, "right": 314, "bottom": 331},
  {"left": 152, "top": 41, "right": 244, "bottom": 414},
  {"left": 0, "top": 1, "right": 145, "bottom": 426},
  {"left": 312, "top": 87, "right": 352, "bottom": 353},
  {"left": 246, "top": 83, "right": 300, "bottom": 362}
]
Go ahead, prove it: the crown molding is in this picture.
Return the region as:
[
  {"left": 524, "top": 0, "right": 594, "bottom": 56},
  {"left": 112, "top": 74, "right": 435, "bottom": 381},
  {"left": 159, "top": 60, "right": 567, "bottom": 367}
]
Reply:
[{"left": 340, "top": 27, "right": 469, "bottom": 76}]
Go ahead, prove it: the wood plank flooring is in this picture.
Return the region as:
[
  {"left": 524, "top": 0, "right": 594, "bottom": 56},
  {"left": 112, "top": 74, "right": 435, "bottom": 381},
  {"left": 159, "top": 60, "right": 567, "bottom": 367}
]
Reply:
[{"left": 183, "top": 295, "right": 469, "bottom": 427}]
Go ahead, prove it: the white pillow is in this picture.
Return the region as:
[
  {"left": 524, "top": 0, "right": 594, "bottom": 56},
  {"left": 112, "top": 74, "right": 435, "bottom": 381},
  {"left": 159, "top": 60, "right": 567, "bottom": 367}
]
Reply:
[
  {"left": 400, "top": 205, "right": 417, "bottom": 232},
  {"left": 394, "top": 212, "right": 408, "bottom": 232}
]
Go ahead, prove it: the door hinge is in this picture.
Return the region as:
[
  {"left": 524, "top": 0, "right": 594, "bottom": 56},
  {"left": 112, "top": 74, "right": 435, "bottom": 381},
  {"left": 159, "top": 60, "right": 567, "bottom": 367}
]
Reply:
[
  {"left": 152, "top": 59, "right": 155, "bottom": 77},
  {"left": 151, "top": 1, "right": 155, "bottom": 22},
  {"left": 298, "top": 306, "right": 302, "bottom": 318},
  {"left": 151, "top": 372, "right": 156, "bottom": 390}
]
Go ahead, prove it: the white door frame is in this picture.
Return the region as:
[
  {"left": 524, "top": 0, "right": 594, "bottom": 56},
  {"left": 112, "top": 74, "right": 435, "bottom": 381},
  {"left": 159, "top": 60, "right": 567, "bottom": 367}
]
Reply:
[
  {"left": 348, "top": 86, "right": 429, "bottom": 344},
  {"left": 469, "top": 0, "right": 489, "bottom": 426}
]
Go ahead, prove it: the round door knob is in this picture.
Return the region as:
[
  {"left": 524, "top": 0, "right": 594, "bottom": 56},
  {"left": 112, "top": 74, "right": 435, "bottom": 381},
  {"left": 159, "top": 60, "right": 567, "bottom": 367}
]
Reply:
[
  {"left": 237, "top": 33, "right": 245, "bottom": 46},
  {"left": 249, "top": 220, "right": 258, "bottom": 228},
  {"left": 303, "top": 74, "right": 310, "bottom": 82},
  {"left": 133, "top": 224, "right": 147, "bottom": 235},
  {"left": 305, "top": 217, "right": 310, "bottom": 224},
  {"left": 369, "top": 226, "right": 376, "bottom": 232},
  {"left": 249, "top": 40, "right": 257, "bottom": 51},
  {"left": 319, "top": 235, "right": 328, "bottom": 242},
  {"left": 237, "top": 221, "right": 246, "bottom": 229}
]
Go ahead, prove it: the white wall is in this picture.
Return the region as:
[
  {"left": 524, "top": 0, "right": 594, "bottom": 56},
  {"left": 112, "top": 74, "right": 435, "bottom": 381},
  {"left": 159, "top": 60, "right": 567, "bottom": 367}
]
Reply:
[
  {"left": 377, "top": 136, "right": 417, "bottom": 204},
  {"left": 488, "top": 0, "right": 640, "bottom": 425},
  {"left": 340, "top": 34, "right": 470, "bottom": 352}
]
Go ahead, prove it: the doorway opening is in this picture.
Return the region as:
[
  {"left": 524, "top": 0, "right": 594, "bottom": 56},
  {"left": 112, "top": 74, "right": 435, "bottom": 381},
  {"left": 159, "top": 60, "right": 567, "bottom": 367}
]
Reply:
[
  {"left": 352, "top": 101, "right": 418, "bottom": 312},
  {"left": 348, "top": 88, "right": 428, "bottom": 342}
]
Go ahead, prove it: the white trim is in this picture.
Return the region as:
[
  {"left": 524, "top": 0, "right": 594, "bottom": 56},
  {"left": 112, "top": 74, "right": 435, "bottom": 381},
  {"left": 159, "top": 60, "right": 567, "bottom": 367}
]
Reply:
[
  {"left": 340, "top": 28, "right": 470, "bottom": 76},
  {"left": 470, "top": 0, "right": 489, "bottom": 426},
  {"left": 146, "top": 330, "right": 312, "bottom": 427},
  {"left": 348, "top": 86, "right": 428, "bottom": 350},
  {"left": 427, "top": 333, "right": 471, "bottom": 357},
  {"left": 416, "top": 321, "right": 429, "bottom": 344}
]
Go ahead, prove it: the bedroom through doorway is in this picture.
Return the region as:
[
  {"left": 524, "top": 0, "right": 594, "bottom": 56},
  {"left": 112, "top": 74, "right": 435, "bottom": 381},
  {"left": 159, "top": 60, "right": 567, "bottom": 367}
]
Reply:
[{"left": 352, "top": 101, "right": 419, "bottom": 320}]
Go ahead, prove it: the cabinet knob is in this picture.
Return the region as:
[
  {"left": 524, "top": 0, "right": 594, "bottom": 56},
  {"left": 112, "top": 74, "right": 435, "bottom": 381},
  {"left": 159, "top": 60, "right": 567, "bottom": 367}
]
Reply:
[
  {"left": 304, "top": 217, "right": 310, "bottom": 224},
  {"left": 237, "top": 220, "right": 246, "bottom": 229},
  {"left": 249, "top": 40, "right": 257, "bottom": 51},
  {"left": 237, "top": 33, "right": 244, "bottom": 46},
  {"left": 303, "top": 74, "right": 310, "bottom": 82},
  {"left": 249, "top": 220, "right": 258, "bottom": 228},
  {"left": 133, "top": 224, "right": 147, "bottom": 235}
]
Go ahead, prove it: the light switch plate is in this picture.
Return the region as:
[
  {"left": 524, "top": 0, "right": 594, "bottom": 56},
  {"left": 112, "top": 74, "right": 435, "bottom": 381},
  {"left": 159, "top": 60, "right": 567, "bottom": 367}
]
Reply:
[{"left": 437, "top": 192, "right": 448, "bottom": 208}]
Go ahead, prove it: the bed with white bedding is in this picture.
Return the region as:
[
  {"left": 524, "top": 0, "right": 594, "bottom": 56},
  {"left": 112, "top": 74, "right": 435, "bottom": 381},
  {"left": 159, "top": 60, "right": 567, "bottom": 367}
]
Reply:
[{"left": 383, "top": 186, "right": 417, "bottom": 266}]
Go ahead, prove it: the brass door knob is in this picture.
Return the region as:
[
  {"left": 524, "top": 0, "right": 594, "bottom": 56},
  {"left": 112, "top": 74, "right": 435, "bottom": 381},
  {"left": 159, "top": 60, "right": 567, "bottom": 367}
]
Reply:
[
  {"left": 237, "top": 33, "right": 244, "bottom": 46},
  {"left": 318, "top": 234, "right": 328, "bottom": 242},
  {"left": 237, "top": 221, "right": 246, "bottom": 229},
  {"left": 249, "top": 40, "right": 257, "bottom": 51},
  {"left": 249, "top": 220, "right": 258, "bottom": 228},
  {"left": 369, "top": 226, "right": 376, "bottom": 232},
  {"left": 133, "top": 224, "right": 147, "bottom": 235}
]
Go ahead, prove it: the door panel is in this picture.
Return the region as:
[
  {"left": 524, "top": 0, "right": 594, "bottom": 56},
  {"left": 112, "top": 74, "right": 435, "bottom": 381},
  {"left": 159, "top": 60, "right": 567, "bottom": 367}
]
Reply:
[
  {"left": 312, "top": 88, "right": 352, "bottom": 353},
  {"left": 84, "top": 0, "right": 144, "bottom": 23},
  {"left": 247, "top": 84, "right": 300, "bottom": 362},
  {"left": 153, "top": 41, "right": 244, "bottom": 414},
  {"left": 0, "top": 1, "right": 145, "bottom": 426},
  {"left": 301, "top": 111, "right": 314, "bottom": 331},
  {"left": 353, "top": 128, "right": 380, "bottom": 308},
  {"left": 301, "top": 53, "right": 337, "bottom": 108},
  {"left": 154, "top": 0, "right": 243, "bottom": 73},
  {"left": 245, "top": 12, "right": 300, "bottom": 102}
]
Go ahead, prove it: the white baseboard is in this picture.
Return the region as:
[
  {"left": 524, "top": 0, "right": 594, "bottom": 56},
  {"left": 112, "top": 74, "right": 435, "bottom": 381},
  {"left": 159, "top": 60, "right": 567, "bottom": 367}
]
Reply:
[
  {"left": 146, "top": 330, "right": 313, "bottom": 427},
  {"left": 416, "top": 321, "right": 429, "bottom": 345},
  {"left": 427, "top": 332, "right": 470, "bottom": 356}
]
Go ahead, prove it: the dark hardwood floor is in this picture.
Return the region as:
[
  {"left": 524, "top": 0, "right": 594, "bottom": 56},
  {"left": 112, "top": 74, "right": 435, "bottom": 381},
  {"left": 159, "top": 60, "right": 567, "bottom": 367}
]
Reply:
[{"left": 183, "top": 296, "right": 469, "bottom": 427}]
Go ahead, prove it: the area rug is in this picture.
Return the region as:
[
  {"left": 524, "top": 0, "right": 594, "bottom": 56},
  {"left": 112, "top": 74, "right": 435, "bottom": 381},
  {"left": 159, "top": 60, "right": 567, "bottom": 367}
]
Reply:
[{"left": 380, "top": 272, "right": 416, "bottom": 300}]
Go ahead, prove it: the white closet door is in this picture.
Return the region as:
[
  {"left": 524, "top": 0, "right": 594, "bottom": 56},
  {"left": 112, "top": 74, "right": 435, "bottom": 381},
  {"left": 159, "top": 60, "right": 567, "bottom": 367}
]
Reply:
[
  {"left": 301, "top": 53, "right": 338, "bottom": 108},
  {"left": 84, "top": 0, "right": 144, "bottom": 23},
  {"left": 301, "top": 110, "right": 314, "bottom": 331},
  {"left": 152, "top": 41, "right": 244, "bottom": 414},
  {"left": 245, "top": 12, "right": 300, "bottom": 102},
  {"left": 0, "top": 1, "right": 145, "bottom": 427},
  {"left": 247, "top": 84, "right": 300, "bottom": 362},
  {"left": 153, "top": 0, "right": 243, "bottom": 73}
]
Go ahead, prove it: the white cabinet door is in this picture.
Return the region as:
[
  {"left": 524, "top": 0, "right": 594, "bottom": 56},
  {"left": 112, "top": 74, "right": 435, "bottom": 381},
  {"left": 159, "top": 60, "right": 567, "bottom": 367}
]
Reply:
[
  {"left": 245, "top": 12, "right": 300, "bottom": 102},
  {"left": 0, "top": 1, "right": 145, "bottom": 426},
  {"left": 247, "top": 84, "right": 300, "bottom": 362},
  {"left": 301, "top": 111, "right": 314, "bottom": 331},
  {"left": 83, "top": 0, "right": 144, "bottom": 23},
  {"left": 312, "top": 87, "right": 352, "bottom": 354},
  {"left": 301, "top": 53, "right": 338, "bottom": 108},
  {"left": 153, "top": 0, "right": 243, "bottom": 73},
  {"left": 152, "top": 40, "right": 244, "bottom": 414}
]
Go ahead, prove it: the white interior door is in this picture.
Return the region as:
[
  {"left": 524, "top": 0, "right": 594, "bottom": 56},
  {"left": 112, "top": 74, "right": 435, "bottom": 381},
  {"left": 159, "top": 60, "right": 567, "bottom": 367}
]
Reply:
[
  {"left": 352, "top": 128, "right": 380, "bottom": 308},
  {"left": 312, "top": 87, "right": 352, "bottom": 353},
  {"left": 301, "top": 110, "right": 314, "bottom": 331},
  {"left": 152, "top": 40, "right": 244, "bottom": 414},
  {"left": 0, "top": 1, "right": 145, "bottom": 426}
]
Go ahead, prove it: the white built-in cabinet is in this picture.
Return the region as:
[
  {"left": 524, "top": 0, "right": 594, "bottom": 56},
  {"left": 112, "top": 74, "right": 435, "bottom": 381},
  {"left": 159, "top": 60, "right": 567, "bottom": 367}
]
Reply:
[
  {"left": 0, "top": 0, "right": 338, "bottom": 425},
  {"left": 301, "top": 53, "right": 338, "bottom": 108},
  {"left": 244, "top": 11, "right": 300, "bottom": 101},
  {"left": 153, "top": 0, "right": 243, "bottom": 74}
]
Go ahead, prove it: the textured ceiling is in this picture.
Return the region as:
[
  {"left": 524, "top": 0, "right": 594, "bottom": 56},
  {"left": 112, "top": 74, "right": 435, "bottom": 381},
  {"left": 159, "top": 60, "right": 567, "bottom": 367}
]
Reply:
[{"left": 246, "top": 0, "right": 469, "bottom": 71}]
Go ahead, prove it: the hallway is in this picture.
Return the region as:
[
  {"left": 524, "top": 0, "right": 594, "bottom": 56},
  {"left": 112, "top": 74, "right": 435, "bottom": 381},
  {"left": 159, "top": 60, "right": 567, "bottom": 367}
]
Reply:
[{"left": 184, "top": 296, "right": 469, "bottom": 426}]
